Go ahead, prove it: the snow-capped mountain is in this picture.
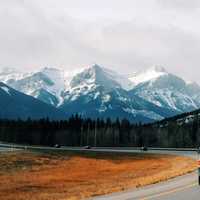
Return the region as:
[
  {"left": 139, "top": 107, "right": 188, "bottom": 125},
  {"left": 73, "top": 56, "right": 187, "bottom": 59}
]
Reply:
[
  {"left": 0, "top": 67, "right": 69, "bottom": 107},
  {"left": 69, "top": 64, "right": 134, "bottom": 91},
  {"left": 130, "top": 66, "right": 200, "bottom": 113},
  {"left": 60, "top": 65, "right": 175, "bottom": 122},
  {"left": 0, "top": 82, "right": 66, "bottom": 120},
  {"left": 1, "top": 64, "right": 200, "bottom": 122}
]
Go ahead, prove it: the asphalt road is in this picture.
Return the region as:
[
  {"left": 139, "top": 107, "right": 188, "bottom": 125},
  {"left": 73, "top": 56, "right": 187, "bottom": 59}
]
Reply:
[
  {"left": 0, "top": 146, "right": 18, "bottom": 152},
  {"left": 91, "top": 171, "right": 199, "bottom": 200},
  {"left": 0, "top": 143, "right": 199, "bottom": 200},
  {"left": 90, "top": 150, "right": 199, "bottom": 200}
]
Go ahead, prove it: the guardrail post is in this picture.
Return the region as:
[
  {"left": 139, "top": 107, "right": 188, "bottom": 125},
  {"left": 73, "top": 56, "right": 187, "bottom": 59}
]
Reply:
[
  {"left": 198, "top": 148, "right": 200, "bottom": 185},
  {"left": 199, "top": 168, "right": 200, "bottom": 186}
]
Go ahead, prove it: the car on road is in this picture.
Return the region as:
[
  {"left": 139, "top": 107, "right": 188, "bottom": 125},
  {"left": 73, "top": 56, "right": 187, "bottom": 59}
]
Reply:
[
  {"left": 141, "top": 146, "right": 148, "bottom": 151},
  {"left": 54, "top": 144, "right": 61, "bottom": 148},
  {"left": 84, "top": 145, "right": 91, "bottom": 149}
]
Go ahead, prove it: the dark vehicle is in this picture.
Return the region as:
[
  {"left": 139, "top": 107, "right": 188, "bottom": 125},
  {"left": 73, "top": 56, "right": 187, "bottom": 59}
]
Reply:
[
  {"left": 54, "top": 144, "right": 61, "bottom": 148},
  {"left": 141, "top": 146, "right": 148, "bottom": 151},
  {"left": 84, "top": 145, "right": 91, "bottom": 149}
]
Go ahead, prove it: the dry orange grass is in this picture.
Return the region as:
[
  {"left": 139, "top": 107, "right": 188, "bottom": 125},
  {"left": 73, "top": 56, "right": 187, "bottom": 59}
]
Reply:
[{"left": 0, "top": 151, "right": 197, "bottom": 200}]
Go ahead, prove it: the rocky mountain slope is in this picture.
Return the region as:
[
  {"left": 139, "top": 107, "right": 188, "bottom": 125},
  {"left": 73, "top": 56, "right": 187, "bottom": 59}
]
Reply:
[
  {"left": 130, "top": 66, "right": 200, "bottom": 113},
  {"left": 1, "top": 64, "right": 200, "bottom": 122},
  {"left": 0, "top": 82, "right": 66, "bottom": 120}
]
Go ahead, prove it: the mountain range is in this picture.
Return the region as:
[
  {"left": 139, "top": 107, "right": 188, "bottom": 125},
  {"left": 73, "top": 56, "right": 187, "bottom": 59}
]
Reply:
[{"left": 0, "top": 64, "right": 200, "bottom": 122}]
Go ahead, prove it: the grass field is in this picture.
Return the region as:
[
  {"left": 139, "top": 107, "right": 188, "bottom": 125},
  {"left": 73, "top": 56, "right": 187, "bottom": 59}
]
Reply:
[{"left": 0, "top": 150, "right": 197, "bottom": 200}]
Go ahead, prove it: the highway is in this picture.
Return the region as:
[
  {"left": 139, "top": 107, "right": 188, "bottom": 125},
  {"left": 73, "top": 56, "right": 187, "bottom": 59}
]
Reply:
[
  {"left": 90, "top": 150, "right": 200, "bottom": 200},
  {"left": 0, "top": 146, "right": 19, "bottom": 152},
  {"left": 91, "top": 171, "right": 199, "bottom": 200},
  {"left": 0, "top": 143, "right": 199, "bottom": 200}
]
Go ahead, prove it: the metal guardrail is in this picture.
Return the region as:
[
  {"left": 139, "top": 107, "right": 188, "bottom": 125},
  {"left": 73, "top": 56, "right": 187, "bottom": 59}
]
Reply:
[{"left": 0, "top": 142, "right": 198, "bottom": 152}]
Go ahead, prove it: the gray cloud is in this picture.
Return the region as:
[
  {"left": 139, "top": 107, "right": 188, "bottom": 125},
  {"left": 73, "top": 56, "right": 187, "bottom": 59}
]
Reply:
[
  {"left": 0, "top": 0, "right": 200, "bottom": 83},
  {"left": 156, "top": 0, "right": 200, "bottom": 11}
]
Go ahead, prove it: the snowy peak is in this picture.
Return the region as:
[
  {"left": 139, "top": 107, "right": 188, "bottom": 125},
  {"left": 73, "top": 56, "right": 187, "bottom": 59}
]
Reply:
[
  {"left": 70, "top": 64, "right": 134, "bottom": 91},
  {"left": 69, "top": 65, "right": 97, "bottom": 89},
  {"left": 131, "top": 67, "right": 200, "bottom": 113},
  {"left": 0, "top": 67, "right": 67, "bottom": 107},
  {"left": 0, "top": 67, "right": 25, "bottom": 83},
  {"left": 129, "top": 65, "right": 168, "bottom": 85},
  {"left": 63, "top": 64, "right": 135, "bottom": 104},
  {"left": 1, "top": 64, "right": 200, "bottom": 122}
]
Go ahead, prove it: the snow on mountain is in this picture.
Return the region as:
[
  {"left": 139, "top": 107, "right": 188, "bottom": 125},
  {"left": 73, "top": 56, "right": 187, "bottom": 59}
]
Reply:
[
  {"left": 0, "top": 82, "right": 67, "bottom": 120},
  {"left": 39, "top": 67, "right": 66, "bottom": 105},
  {"left": 63, "top": 64, "right": 134, "bottom": 102},
  {"left": 60, "top": 64, "right": 175, "bottom": 122},
  {"left": 129, "top": 66, "right": 167, "bottom": 85},
  {"left": 130, "top": 67, "right": 200, "bottom": 113},
  {"left": 0, "top": 85, "right": 11, "bottom": 96},
  {"left": 0, "top": 67, "right": 87, "bottom": 107},
  {"left": 186, "top": 82, "right": 200, "bottom": 102},
  {"left": 60, "top": 86, "right": 170, "bottom": 122},
  {"left": 100, "top": 67, "right": 135, "bottom": 91},
  {"left": 63, "top": 65, "right": 114, "bottom": 104},
  {"left": 69, "top": 64, "right": 134, "bottom": 90},
  {"left": 0, "top": 67, "right": 68, "bottom": 107},
  {"left": 0, "top": 67, "right": 26, "bottom": 83},
  {"left": 0, "top": 64, "right": 200, "bottom": 122}
]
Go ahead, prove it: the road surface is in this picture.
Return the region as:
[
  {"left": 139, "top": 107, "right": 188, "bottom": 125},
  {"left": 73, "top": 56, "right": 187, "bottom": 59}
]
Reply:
[
  {"left": 0, "top": 146, "right": 18, "bottom": 152},
  {"left": 89, "top": 150, "right": 199, "bottom": 200},
  {"left": 91, "top": 171, "right": 199, "bottom": 200},
  {"left": 0, "top": 143, "right": 199, "bottom": 200}
]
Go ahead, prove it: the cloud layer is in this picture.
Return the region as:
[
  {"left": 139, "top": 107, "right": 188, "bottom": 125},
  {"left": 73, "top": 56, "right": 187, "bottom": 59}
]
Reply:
[{"left": 0, "top": 0, "right": 200, "bottom": 82}]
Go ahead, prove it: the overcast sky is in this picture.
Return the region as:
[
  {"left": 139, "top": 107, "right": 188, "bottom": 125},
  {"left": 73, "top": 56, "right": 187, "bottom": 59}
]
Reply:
[{"left": 1, "top": 0, "right": 200, "bottom": 82}]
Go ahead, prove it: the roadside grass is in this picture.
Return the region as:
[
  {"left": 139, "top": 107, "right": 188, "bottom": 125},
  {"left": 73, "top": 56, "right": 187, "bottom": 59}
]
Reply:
[{"left": 0, "top": 150, "right": 197, "bottom": 200}]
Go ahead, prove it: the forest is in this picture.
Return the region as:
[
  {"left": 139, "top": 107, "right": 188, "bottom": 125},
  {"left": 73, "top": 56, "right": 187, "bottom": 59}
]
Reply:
[{"left": 0, "top": 113, "right": 199, "bottom": 148}]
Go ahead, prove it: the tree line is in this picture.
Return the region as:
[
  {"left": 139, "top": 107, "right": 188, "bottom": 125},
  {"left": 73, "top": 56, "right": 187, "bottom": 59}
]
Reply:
[{"left": 0, "top": 114, "right": 200, "bottom": 148}]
